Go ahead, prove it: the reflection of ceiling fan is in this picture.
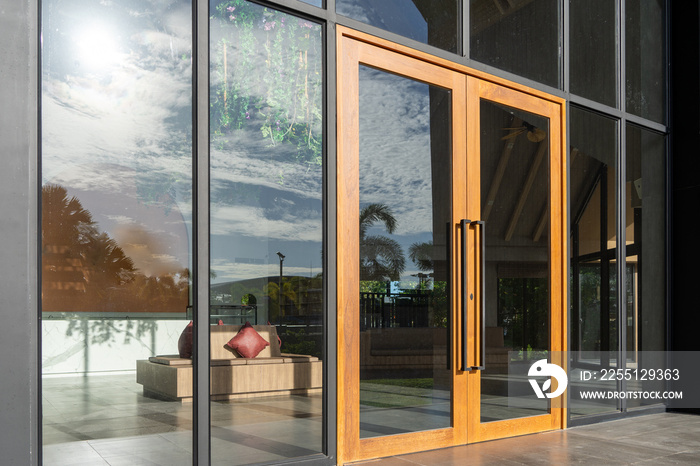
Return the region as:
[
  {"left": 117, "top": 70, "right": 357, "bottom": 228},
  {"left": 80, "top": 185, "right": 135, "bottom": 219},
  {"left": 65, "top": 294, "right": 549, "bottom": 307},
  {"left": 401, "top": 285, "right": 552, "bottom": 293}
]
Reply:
[{"left": 502, "top": 121, "right": 546, "bottom": 142}]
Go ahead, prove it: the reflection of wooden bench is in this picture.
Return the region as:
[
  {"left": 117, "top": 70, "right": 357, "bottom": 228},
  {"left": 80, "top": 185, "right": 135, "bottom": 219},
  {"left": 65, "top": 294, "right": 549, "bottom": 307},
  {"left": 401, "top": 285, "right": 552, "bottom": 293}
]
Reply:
[
  {"left": 136, "top": 325, "right": 322, "bottom": 401},
  {"left": 360, "top": 328, "right": 447, "bottom": 375},
  {"left": 359, "top": 327, "right": 511, "bottom": 374}
]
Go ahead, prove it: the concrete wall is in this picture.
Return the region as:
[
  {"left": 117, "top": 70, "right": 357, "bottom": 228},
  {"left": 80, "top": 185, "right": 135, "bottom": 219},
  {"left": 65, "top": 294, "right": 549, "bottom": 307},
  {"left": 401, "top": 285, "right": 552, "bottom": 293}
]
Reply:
[{"left": 0, "top": 0, "right": 39, "bottom": 464}]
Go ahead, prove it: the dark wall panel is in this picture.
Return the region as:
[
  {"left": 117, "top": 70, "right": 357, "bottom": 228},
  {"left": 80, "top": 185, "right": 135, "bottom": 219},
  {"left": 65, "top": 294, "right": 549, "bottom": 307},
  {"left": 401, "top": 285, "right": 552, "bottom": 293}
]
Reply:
[{"left": 671, "top": 2, "right": 700, "bottom": 353}]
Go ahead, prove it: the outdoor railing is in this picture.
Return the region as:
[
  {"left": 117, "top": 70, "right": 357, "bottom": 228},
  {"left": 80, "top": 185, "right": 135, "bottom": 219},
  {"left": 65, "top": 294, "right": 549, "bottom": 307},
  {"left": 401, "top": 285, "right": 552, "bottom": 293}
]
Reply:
[{"left": 360, "top": 292, "right": 431, "bottom": 329}]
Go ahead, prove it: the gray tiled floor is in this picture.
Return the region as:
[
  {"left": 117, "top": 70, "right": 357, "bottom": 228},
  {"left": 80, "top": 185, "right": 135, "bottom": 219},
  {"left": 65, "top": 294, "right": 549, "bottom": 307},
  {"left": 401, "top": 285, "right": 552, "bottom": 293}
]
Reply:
[
  {"left": 42, "top": 373, "right": 323, "bottom": 465},
  {"left": 43, "top": 373, "right": 700, "bottom": 465},
  {"left": 355, "top": 413, "right": 700, "bottom": 465}
]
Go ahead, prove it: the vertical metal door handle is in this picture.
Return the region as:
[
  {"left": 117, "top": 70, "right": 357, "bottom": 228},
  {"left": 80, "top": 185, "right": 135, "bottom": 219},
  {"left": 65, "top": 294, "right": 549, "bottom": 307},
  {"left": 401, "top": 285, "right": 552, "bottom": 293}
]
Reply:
[
  {"left": 471, "top": 220, "right": 486, "bottom": 371},
  {"left": 460, "top": 219, "right": 470, "bottom": 371}
]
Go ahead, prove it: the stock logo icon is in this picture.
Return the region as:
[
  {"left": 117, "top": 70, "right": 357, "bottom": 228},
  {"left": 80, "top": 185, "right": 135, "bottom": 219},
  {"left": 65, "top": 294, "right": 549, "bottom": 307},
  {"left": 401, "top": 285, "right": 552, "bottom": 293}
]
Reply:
[{"left": 528, "top": 359, "right": 568, "bottom": 399}]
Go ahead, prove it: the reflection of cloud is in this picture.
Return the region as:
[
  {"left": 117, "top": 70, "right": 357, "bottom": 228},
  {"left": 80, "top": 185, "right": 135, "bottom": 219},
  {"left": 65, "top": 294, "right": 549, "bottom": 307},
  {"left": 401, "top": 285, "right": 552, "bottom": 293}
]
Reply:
[
  {"left": 336, "top": 2, "right": 371, "bottom": 23},
  {"left": 359, "top": 67, "right": 435, "bottom": 236},
  {"left": 210, "top": 204, "right": 321, "bottom": 242},
  {"left": 209, "top": 125, "right": 322, "bottom": 243},
  {"left": 113, "top": 223, "right": 185, "bottom": 277},
  {"left": 105, "top": 214, "right": 135, "bottom": 225},
  {"left": 210, "top": 134, "right": 323, "bottom": 202},
  {"left": 336, "top": 0, "right": 427, "bottom": 43},
  {"left": 211, "top": 258, "right": 321, "bottom": 283},
  {"left": 42, "top": 0, "right": 192, "bottom": 192},
  {"left": 42, "top": 0, "right": 195, "bottom": 281}
]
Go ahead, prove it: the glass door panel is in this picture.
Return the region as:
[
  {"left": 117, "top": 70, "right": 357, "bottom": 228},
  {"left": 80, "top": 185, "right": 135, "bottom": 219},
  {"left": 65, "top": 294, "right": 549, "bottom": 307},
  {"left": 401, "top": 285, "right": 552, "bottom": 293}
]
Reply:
[
  {"left": 478, "top": 100, "right": 551, "bottom": 423},
  {"left": 358, "top": 65, "right": 452, "bottom": 438}
]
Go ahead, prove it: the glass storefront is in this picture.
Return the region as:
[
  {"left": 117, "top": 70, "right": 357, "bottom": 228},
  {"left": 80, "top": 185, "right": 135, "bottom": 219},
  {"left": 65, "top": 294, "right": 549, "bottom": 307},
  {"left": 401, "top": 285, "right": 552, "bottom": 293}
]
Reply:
[{"left": 36, "top": 0, "right": 669, "bottom": 463}]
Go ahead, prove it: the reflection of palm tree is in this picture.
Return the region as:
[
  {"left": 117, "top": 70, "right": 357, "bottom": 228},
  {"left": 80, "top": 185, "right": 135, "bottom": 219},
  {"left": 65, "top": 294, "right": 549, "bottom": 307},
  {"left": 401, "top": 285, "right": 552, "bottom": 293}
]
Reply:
[
  {"left": 42, "top": 185, "right": 136, "bottom": 311},
  {"left": 359, "top": 203, "right": 405, "bottom": 281},
  {"left": 408, "top": 240, "right": 434, "bottom": 272}
]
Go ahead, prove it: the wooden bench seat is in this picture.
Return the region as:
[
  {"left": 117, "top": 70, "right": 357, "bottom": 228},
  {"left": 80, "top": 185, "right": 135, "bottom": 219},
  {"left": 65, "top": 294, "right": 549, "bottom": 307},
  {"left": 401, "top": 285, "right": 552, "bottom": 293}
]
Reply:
[{"left": 136, "top": 324, "right": 322, "bottom": 401}]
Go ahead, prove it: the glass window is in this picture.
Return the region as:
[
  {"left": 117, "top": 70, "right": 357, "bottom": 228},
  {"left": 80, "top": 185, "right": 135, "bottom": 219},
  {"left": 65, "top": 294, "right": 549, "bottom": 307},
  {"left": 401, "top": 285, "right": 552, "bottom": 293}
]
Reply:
[
  {"left": 470, "top": 0, "right": 561, "bottom": 88},
  {"left": 570, "top": 0, "right": 617, "bottom": 107},
  {"left": 337, "top": 0, "right": 461, "bottom": 54},
  {"left": 568, "top": 107, "right": 619, "bottom": 417},
  {"left": 41, "top": 0, "right": 193, "bottom": 463},
  {"left": 209, "top": 2, "right": 324, "bottom": 463},
  {"left": 624, "top": 125, "right": 666, "bottom": 407},
  {"left": 626, "top": 0, "right": 666, "bottom": 123}
]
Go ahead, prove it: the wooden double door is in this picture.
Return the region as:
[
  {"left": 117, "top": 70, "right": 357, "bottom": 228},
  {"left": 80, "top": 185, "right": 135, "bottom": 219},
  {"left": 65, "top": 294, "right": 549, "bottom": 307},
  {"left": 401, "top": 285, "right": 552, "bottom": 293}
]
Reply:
[{"left": 336, "top": 27, "right": 567, "bottom": 464}]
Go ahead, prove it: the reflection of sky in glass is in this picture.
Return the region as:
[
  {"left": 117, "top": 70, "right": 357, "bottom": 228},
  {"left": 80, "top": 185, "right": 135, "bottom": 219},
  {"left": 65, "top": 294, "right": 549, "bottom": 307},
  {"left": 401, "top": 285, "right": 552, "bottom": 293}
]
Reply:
[
  {"left": 337, "top": 0, "right": 461, "bottom": 53},
  {"left": 299, "top": 0, "right": 323, "bottom": 7},
  {"left": 359, "top": 66, "right": 435, "bottom": 282},
  {"left": 337, "top": 0, "right": 427, "bottom": 43},
  {"left": 209, "top": 2, "right": 323, "bottom": 284},
  {"left": 41, "top": 0, "right": 193, "bottom": 283}
]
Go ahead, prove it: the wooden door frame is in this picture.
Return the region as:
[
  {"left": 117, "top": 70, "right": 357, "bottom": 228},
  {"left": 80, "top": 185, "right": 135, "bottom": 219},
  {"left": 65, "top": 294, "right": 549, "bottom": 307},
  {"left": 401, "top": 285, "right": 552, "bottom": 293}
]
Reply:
[{"left": 336, "top": 26, "right": 567, "bottom": 464}]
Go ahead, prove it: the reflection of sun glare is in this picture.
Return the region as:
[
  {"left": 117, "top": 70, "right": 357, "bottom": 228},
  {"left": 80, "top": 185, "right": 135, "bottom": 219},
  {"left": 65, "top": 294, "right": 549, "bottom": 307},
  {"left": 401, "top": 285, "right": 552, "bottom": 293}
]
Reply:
[{"left": 75, "top": 24, "right": 121, "bottom": 69}]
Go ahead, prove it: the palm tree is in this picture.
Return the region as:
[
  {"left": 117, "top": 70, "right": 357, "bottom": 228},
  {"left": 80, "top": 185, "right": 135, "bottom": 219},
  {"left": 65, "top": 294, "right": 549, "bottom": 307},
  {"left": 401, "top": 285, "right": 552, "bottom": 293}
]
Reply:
[{"left": 359, "top": 203, "right": 405, "bottom": 282}]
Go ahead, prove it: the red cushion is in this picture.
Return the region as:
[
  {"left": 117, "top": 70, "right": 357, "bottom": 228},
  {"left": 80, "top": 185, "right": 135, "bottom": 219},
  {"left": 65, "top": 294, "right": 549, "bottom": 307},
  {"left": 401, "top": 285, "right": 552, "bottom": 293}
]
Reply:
[
  {"left": 178, "top": 321, "right": 193, "bottom": 358},
  {"left": 225, "top": 322, "right": 270, "bottom": 358}
]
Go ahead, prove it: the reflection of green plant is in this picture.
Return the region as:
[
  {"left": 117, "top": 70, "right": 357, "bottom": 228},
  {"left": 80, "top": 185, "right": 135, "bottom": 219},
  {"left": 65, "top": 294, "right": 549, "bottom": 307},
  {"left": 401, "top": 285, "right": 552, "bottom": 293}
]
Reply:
[
  {"left": 513, "top": 345, "right": 549, "bottom": 362},
  {"left": 265, "top": 277, "right": 299, "bottom": 320},
  {"left": 431, "top": 281, "right": 448, "bottom": 327},
  {"left": 211, "top": 1, "right": 322, "bottom": 168},
  {"left": 498, "top": 277, "right": 548, "bottom": 351},
  {"left": 241, "top": 293, "right": 256, "bottom": 305},
  {"left": 360, "top": 281, "right": 389, "bottom": 293},
  {"left": 279, "top": 327, "right": 322, "bottom": 358},
  {"left": 42, "top": 185, "right": 136, "bottom": 312}
]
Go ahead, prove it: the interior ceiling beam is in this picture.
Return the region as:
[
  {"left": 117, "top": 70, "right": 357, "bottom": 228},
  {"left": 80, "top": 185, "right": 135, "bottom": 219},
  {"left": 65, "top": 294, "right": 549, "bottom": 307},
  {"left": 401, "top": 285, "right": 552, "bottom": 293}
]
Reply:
[
  {"left": 483, "top": 117, "right": 522, "bottom": 223},
  {"left": 533, "top": 206, "right": 547, "bottom": 242},
  {"left": 492, "top": 0, "right": 509, "bottom": 15},
  {"left": 505, "top": 138, "right": 547, "bottom": 241}
]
